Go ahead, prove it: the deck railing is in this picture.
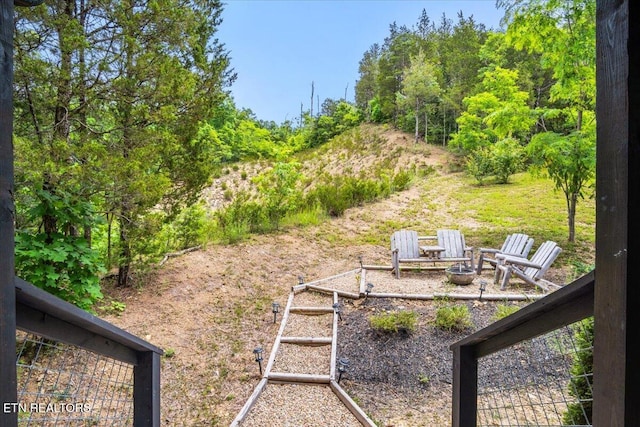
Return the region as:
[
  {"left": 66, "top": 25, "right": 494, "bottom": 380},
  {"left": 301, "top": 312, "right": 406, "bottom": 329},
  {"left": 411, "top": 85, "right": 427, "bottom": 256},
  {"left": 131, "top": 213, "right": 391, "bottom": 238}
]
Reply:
[
  {"left": 450, "top": 270, "right": 595, "bottom": 427},
  {"left": 11, "top": 277, "right": 163, "bottom": 426}
]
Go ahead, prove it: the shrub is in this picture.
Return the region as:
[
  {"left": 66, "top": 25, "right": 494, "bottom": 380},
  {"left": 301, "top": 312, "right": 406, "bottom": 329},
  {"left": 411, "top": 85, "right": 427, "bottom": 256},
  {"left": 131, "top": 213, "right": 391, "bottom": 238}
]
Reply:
[
  {"left": 492, "top": 138, "right": 525, "bottom": 183},
  {"left": 15, "top": 232, "right": 104, "bottom": 311},
  {"left": 214, "top": 191, "right": 270, "bottom": 239},
  {"left": 466, "top": 147, "right": 493, "bottom": 185},
  {"left": 493, "top": 303, "right": 520, "bottom": 321},
  {"left": 369, "top": 310, "right": 418, "bottom": 334},
  {"left": 563, "top": 317, "right": 593, "bottom": 425},
  {"left": 434, "top": 304, "right": 473, "bottom": 332},
  {"left": 391, "top": 170, "right": 413, "bottom": 191},
  {"left": 172, "top": 202, "right": 209, "bottom": 249}
]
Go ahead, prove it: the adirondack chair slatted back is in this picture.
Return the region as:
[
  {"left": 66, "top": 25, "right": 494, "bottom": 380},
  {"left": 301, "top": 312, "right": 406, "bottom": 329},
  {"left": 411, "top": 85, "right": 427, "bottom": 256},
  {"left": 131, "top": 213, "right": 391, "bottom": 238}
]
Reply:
[
  {"left": 391, "top": 230, "right": 420, "bottom": 259},
  {"left": 502, "top": 233, "right": 535, "bottom": 257},
  {"left": 524, "top": 241, "right": 562, "bottom": 279},
  {"left": 437, "top": 229, "right": 466, "bottom": 258}
]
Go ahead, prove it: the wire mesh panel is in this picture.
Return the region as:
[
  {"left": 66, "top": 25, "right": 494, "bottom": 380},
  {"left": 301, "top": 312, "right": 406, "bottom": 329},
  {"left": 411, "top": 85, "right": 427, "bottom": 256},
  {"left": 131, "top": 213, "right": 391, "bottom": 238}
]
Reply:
[
  {"left": 15, "top": 330, "right": 134, "bottom": 426},
  {"left": 476, "top": 319, "right": 594, "bottom": 426}
]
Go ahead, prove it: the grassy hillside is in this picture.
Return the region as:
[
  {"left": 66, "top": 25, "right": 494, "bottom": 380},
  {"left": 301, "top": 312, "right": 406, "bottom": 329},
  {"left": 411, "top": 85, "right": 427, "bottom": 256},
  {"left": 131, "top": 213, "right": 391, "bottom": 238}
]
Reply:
[{"left": 198, "top": 123, "right": 593, "bottom": 269}]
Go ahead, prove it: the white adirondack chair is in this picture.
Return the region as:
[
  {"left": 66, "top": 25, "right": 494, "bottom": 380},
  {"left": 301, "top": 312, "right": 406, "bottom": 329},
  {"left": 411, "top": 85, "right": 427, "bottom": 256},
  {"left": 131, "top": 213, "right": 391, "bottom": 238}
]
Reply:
[
  {"left": 390, "top": 229, "right": 474, "bottom": 278},
  {"left": 495, "top": 240, "right": 562, "bottom": 291},
  {"left": 476, "top": 233, "right": 535, "bottom": 274}
]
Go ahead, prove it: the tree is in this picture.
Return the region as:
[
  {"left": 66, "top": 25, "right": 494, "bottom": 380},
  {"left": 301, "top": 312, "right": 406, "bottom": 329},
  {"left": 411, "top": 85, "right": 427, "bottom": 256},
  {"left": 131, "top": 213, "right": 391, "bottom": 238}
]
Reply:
[
  {"left": 104, "top": 0, "right": 233, "bottom": 286},
  {"left": 449, "top": 67, "right": 535, "bottom": 153},
  {"left": 397, "top": 51, "right": 441, "bottom": 142},
  {"left": 500, "top": 0, "right": 595, "bottom": 131},
  {"left": 14, "top": 0, "right": 234, "bottom": 290},
  {"left": 500, "top": 0, "right": 596, "bottom": 242},
  {"left": 527, "top": 124, "right": 595, "bottom": 242}
]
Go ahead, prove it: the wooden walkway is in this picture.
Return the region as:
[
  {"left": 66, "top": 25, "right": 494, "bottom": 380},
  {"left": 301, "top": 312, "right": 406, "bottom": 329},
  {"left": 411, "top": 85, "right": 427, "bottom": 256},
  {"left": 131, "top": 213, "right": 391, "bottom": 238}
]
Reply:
[
  {"left": 230, "top": 269, "right": 375, "bottom": 426},
  {"left": 231, "top": 266, "right": 547, "bottom": 425}
]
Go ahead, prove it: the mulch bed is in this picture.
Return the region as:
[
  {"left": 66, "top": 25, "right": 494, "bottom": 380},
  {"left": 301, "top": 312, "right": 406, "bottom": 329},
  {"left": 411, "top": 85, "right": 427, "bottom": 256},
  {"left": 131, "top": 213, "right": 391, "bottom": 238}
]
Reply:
[{"left": 336, "top": 297, "right": 504, "bottom": 391}]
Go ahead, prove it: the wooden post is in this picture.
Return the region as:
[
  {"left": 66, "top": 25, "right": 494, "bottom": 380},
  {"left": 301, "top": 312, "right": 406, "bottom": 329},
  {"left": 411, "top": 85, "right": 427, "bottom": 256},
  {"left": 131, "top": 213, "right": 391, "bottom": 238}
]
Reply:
[
  {"left": 594, "top": 0, "right": 640, "bottom": 424},
  {"left": 451, "top": 345, "right": 477, "bottom": 427},
  {"left": 0, "top": 1, "right": 17, "bottom": 425},
  {"left": 134, "top": 351, "right": 161, "bottom": 427}
]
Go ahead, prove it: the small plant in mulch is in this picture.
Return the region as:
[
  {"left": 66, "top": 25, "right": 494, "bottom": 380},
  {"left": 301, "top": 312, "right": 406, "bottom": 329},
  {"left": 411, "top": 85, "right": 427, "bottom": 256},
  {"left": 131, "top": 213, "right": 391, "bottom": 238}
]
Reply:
[
  {"left": 493, "top": 303, "right": 520, "bottom": 321},
  {"left": 433, "top": 304, "right": 474, "bottom": 332},
  {"left": 369, "top": 310, "right": 418, "bottom": 334}
]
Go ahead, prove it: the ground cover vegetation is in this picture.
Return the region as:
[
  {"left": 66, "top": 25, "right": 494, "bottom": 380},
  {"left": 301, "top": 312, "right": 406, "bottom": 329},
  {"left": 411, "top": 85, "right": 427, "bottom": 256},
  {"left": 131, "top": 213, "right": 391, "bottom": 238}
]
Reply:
[{"left": 13, "top": 0, "right": 595, "bottom": 314}]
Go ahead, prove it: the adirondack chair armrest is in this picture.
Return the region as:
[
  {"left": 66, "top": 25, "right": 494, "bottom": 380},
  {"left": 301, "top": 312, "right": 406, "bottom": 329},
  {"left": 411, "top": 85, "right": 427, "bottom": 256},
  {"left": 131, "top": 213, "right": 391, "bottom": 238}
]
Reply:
[
  {"left": 497, "top": 255, "right": 542, "bottom": 269},
  {"left": 478, "top": 247, "right": 500, "bottom": 254},
  {"left": 501, "top": 251, "right": 528, "bottom": 257}
]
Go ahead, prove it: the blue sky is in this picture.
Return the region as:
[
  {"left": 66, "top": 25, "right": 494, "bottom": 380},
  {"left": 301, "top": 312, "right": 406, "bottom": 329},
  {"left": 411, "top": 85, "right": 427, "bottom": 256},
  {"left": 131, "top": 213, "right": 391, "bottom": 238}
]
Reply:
[{"left": 217, "top": 1, "right": 504, "bottom": 125}]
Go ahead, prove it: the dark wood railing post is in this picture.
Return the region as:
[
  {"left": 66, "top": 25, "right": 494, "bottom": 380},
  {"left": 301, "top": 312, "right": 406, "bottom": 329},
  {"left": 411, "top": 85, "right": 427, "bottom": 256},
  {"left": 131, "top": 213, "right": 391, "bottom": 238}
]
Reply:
[
  {"left": 451, "top": 345, "right": 478, "bottom": 427},
  {"left": 595, "top": 0, "right": 640, "bottom": 424},
  {"left": 0, "top": 1, "right": 17, "bottom": 425},
  {"left": 134, "top": 351, "right": 161, "bottom": 427}
]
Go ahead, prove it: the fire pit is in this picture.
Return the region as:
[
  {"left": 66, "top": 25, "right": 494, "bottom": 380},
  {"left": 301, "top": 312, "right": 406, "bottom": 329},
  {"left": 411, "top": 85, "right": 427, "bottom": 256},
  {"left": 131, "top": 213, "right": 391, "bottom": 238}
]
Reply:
[{"left": 446, "top": 263, "right": 476, "bottom": 285}]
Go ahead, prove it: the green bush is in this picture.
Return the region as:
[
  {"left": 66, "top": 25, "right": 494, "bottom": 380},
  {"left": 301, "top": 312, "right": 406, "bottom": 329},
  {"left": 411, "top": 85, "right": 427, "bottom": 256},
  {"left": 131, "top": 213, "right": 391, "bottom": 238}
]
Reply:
[
  {"left": 173, "top": 202, "right": 209, "bottom": 249},
  {"left": 15, "top": 232, "right": 104, "bottom": 310},
  {"left": 434, "top": 304, "right": 473, "bottom": 332},
  {"left": 391, "top": 170, "right": 414, "bottom": 191},
  {"left": 369, "top": 310, "right": 418, "bottom": 334},
  {"left": 307, "top": 171, "right": 413, "bottom": 218},
  {"left": 466, "top": 138, "right": 524, "bottom": 185},
  {"left": 214, "top": 192, "right": 270, "bottom": 240},
  {"left": 492, "top": 303, "right": 520, "bottom": 321},
  {"left": 466, "top": 147, "right": 493, "bottom": 185},
  {"left": 492, "top": 138, "right": 525, "bottom": 184},
  {"left": 563, "top": 317, "right": 593, "bottom": 425}
]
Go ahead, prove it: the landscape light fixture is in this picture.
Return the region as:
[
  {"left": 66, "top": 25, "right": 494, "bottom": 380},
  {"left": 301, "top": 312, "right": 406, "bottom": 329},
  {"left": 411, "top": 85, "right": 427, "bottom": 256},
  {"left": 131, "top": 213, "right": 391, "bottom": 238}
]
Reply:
[
  {"left": 272, "top": 302, "right": 280, "bottom": 323},
  {"left": 332, "top": 302, "right": 342, "bottom": 321},
  {"left": 298, "top": 275, "right": 305, "bottom": 285},
  {"left": 479, "top": 280, "right": 487, "bottom": 301},
  {"left": 358, "top": 255, "right": 363, "bottom": 268},
  {"left": 365, "top": 282, "right": 374, "bottom": 298},
  {"left": 253, "top": 347, "right": 264, "bottom": 376},
  {"left": 337, "top": 357, "right": 350, "bottom": 384}
]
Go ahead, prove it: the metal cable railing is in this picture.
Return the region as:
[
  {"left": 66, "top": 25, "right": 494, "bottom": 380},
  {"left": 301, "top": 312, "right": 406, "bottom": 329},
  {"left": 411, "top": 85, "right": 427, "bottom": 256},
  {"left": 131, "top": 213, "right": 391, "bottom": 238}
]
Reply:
[
  {"left": 451, "top": 271, "right": 594, "bottom": 427},
  {"left": 8, "top": 278, "right": 163, "bottom": 427}
]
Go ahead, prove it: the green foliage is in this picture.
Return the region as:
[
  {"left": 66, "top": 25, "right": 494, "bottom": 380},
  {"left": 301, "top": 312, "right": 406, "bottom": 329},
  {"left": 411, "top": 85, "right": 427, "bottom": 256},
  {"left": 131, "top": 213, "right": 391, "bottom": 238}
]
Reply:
[
  {"left": 368, "top": 97, "right": 385, "bottom": 123},
  {"left": 466, "top": 138, "right": 525, "bottom": 184},
  {"left": 527, "top": 128, "right": 595, "bottom": 242},
  {"left": 563, "top": 317, "right": 593, "bottom": 425},
  {"left": 101, "top": 300, "right": 127, "bottom": 316},
  {"left": 466, "top": 147, "right": 493, "bottom": 185},
  {"left": 503, "top": 0, "right": 595, "bottom": 114},
  {"left": 369, "top": 310, "right": 418, "bottom": 334},
  {"left": 491, "top": 138, "right": 525, "bottom": 183},
  {"left": 433, "top": 304, "right": 473, "bottom": 332},
  {"left": 280, "top": 206, "right": 328, "bottom": 228},
  {"left": 492, "top": 304, "right": 520, "bottom": 321},
  {"left": 308, "top": 101, "right": 364, "bottom": 148},
  {"left": 214, "top": 192, "right": 269, "bottom": 241},
  {"left": 450, "top": 67, "right": 535, "bottom": 154},
  {"left": 253, "top": 162, "right": 303, "bottom": 229},
  {"left": 397, "top": 50, "right": 441, "bottom": 141},
  {"left": 14, "top": 188, "right": 104, "bottom": 310},
  {"left": 155, "top": 202, "right": 212, "bottom": 253},
  {"left": 306, "top": 170, "right": 412, "bottom": 218},
  {"left": 15, "top": 232, "right": 104, "bottom": 311}
]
